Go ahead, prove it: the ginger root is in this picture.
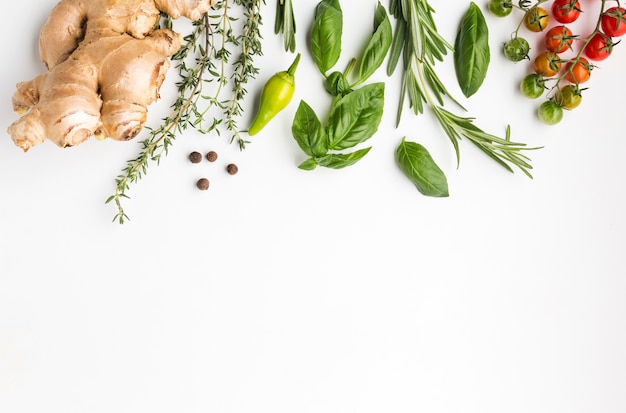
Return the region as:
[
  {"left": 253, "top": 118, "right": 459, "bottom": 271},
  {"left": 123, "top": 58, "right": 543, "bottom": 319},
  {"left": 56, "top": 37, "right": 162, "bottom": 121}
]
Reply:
[{"left": 7, "top": 0, "right": 214, "bottom": 151}]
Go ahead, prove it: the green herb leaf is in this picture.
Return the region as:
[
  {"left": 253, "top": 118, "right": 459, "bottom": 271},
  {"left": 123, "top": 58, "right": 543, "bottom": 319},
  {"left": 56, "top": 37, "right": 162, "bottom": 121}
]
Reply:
[
  {"left": 328, "top": 82, "right": 385, "bottom": 150},
  {"left": 386, "top": 17, "right": 406, "bottom": 76},
  {"left": 292, "top": 100, "right": 329, "bottom": 157},
  {"left": 275, "top": 0, "right": 296, "bottom": 53},
  {"left": 298, "top": 158, "right": 319, "bottom": 170},
  {"left": 311, "top": 0, "right": 343, "bottom": 74},
  {"left": 454, "top": 2, "right": 490, "bottom": 98},
  {"left": 395, "top": 137, "right": 449, "bottom": 197},
  {"left": 357, "top": 1, "right": 392, "bottom": 84},
  {"left": 317, "top": 147, "right": 372, "bottom": 169},
  {"left": 325, "top": 71, "right": 352, "bottom": 97}
]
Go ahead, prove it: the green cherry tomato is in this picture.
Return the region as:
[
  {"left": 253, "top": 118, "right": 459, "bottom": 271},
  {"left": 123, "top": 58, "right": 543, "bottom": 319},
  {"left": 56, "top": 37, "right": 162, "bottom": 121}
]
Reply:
[
  {"left": 503, "top": 37, "right": 530, "bottom": 62},
  {"left": 488, "top": 0, "right": 513, "bottom": 17},
  {"left": 248, "top": 53, "right": 301, "bottom": 136},
  {"left": 520, "top": 74, "right": 545, "bottom": 99},
  {"left": 554, "top": 85, "right": 582, "bottom": 110},
  {"left": 538, "top": 100, "right": 564, "bottom": 125}
]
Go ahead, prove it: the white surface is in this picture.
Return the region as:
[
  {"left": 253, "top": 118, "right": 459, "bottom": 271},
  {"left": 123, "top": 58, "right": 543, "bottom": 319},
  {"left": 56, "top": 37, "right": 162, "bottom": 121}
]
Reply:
[{"left": 1, "top": 0, "right": 625, "bottom": 412}]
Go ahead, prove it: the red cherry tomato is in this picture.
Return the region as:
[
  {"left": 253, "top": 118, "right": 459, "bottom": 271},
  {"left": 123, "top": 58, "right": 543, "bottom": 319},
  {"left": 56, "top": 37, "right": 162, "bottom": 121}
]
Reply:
[
  {"left": 584, "top": 32, "right": 613, "bottom": 61},
  {"left": 551, "top": 0, "right": 581, "bottom": 24},
  {"left": 601, "top": 7, "right": 626, "bottom": 37},
  {"left": 544, "top": 25, "right": 574, "bottom": 54}
]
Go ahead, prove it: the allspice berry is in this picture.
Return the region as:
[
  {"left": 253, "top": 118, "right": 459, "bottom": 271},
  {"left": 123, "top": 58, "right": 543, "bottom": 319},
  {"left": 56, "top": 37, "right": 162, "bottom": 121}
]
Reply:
[
  {"left": 206, "top": 151, "right": 218, "bottom": 162},
  {"left": 226, "top": 163, "right": 238, "bottom": 175},
  {"left": 196, "top": 178, "right": 210, "bottom": 190},
  {"left": 189, "top": 151, "right": 202, "bottom": 163}
]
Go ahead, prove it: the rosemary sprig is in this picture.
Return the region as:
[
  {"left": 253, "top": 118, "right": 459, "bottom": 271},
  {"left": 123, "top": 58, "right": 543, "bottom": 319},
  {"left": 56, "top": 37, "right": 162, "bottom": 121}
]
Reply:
[
  {"left": 275, "top": 0, "right": 296, "bottom": 52},
  {"left": 106, "top": 1, "right": 264, "bottom": 224},
  {"left": 388, "top": 0, "right": 540, "bottom": 177}
]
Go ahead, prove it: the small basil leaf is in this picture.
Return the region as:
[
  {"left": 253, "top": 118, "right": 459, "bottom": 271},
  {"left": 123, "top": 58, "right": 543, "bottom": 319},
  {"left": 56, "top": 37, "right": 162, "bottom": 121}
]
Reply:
[
  {"left": 357, "top": 1, "right": 392, "bottom": 84},
  {"left": 298, "top": 158, "right": 319, "bottom": 170},
  {"left": 328, "top": 82, "right": 385, "bottom": 151},
  {"left": 317, "top": 147, "right": 372, "bottom": 169},
  {"left": 454, "top": 2, "right": 490, "bottom": 98},
  {"left": 292, "top": 100, "right": 328, "bottom": 157},
  {"left": 325, "top": 71, "right": 352, "bottom": 97},
  {"left": 311, "top": 0, "right": 343, "bottom": 74},
  {"left": 395, "top": 137, "right": 449, "bottom": 197}
]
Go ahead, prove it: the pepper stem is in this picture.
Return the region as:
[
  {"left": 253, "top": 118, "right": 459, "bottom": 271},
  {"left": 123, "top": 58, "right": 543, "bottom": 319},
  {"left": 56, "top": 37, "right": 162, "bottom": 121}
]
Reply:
[{"left": 287, "top": 53, "right": 301, "bottom": 76}]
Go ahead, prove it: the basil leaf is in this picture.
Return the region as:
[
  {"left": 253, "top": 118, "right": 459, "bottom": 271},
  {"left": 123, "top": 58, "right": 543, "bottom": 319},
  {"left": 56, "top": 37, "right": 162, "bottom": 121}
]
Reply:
[
  {"left": 317, "top": 147, "right": 372, "bottom": 169},
  {"left": 454, "top": 2, "right": 490, "bottom": 98},
  {"left": 292, "top": 100, "right": 328, "bottom": 157},
  {"left": 357, "top": 2, "right": 392, "bottom": 84},
  {"left": 395, "top": 138, "right": 449, "bottom": 197},
  {"left": 328, "top": 82, "right": 385, "bottom": 151},
  {"left": 311, "top": 0, "right": 343, "bottom": 74},
  {"left": 298, "top": 158, "right": 319, "bottom": 171}
]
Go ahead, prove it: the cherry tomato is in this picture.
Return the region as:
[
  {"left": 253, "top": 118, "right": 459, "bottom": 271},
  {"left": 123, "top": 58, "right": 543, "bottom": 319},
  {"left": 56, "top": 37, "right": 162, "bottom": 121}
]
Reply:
[
  {"left": 551, "top": 0, "right": 581, "bottom": 24},
  {"left": 601, "top": 7, "right": 626, "bottom": 37},
  {"left": 544, "top": 25, "right": 574, "bottom": 53},
  {"left": 524, "top": 7, "right": 549, "bottom": 32},
  {"left": 538, "top": 100, "right": 563, "bottom": 125},
  {"left": 520, "top": 74, "right": 545, "bottom": 99},
  {"left": 488, "top": 0, "right": 513, "bottom": 17},
  {"left": 584, "top": 32, "right": 613, "bottom": 61},
  {"left": 533, "top": 52, "right": 561, "bottom": 77},
  {"left": 503, "top": 37, "right": 530, "bottom": 62},
  {"left": 554, "top": 85, "right": 582, "bottom": 110},
  {"left": 564, "top": 57, "right": 591, "bottom": 84}
]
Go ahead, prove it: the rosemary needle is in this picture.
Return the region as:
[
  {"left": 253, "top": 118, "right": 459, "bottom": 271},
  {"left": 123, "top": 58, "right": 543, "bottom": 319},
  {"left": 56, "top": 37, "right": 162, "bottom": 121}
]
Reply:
[{"left": 275, "top": 0, "right": 296, "bottom": 53}]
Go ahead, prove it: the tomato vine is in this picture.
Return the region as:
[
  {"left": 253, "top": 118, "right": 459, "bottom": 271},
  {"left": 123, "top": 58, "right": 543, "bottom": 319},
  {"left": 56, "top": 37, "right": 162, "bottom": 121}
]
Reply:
[{"left": 489, "top": 0, "right": 625, "bottom": 125}]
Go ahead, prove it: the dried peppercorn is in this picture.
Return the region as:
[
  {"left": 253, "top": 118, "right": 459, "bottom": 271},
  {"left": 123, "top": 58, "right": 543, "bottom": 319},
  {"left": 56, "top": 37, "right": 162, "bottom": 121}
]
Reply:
[
  {"left": 189, "top": 151, "right": 202, "bottom": 163},
  {"left": 226, "top": 164, "right": 238, "bottom": 175},
  {"left": 206, "top": 151, "right": 218, "bottom": 162},
  {"left": 196, "top": 178, "right": 210, "bottom": 190},
  {"left": 248, "top": 53, "right": 300, "bottom": 136}
]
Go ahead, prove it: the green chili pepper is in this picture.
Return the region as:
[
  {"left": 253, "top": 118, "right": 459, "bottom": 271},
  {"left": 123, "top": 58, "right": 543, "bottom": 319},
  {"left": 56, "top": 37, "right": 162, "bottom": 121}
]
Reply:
[{"left": 248, "top": 53, "right": 301, "bottom": 136}]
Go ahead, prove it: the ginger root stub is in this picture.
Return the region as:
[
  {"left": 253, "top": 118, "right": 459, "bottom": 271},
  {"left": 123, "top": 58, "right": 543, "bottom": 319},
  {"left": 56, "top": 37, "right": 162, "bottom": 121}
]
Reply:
[{"left": 7, "top": 0, "right": 214, "bottom": 151}]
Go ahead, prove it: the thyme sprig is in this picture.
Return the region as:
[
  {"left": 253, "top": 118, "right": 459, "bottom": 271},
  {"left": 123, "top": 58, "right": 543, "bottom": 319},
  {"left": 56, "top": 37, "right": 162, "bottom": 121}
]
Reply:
[
  {"left": 226, "top": 0, "right": 264, "bottom": 149},
  {"left": 106, "top": 1, "right": 264, "bottom": 224},
  {"left": 388, "top": 0, "right": 540, "bottom": 177}
]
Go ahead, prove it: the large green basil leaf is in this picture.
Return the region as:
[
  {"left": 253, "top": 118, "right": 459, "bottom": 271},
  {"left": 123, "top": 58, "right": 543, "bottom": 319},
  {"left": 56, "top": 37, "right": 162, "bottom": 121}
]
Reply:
[
  {"left": 317, "top": 147, "right": 372, "bottom": 169},
  {"left": 311, "top": 0, "right": 343, "bottom": 75},
  {"left": 395, "top": 138, "right": 449, "bottom": 197},
  {"left": 357, "top": 2, "right": 392, "bottom": 84},
  {"left": 292, "top": 100, "right": 328, "bottom": 157},
  {"left": 327, "top": 82, "right": 385, "bottom": 151},
  {"left": 454, "top": 2, "right": 490, "bottom": 98}
]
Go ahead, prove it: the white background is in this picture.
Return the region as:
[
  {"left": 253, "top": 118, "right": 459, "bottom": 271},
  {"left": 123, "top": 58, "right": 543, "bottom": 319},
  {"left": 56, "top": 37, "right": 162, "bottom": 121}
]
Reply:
[{"left": 1, "top": 0, "right": 625, "bottom": 412}]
